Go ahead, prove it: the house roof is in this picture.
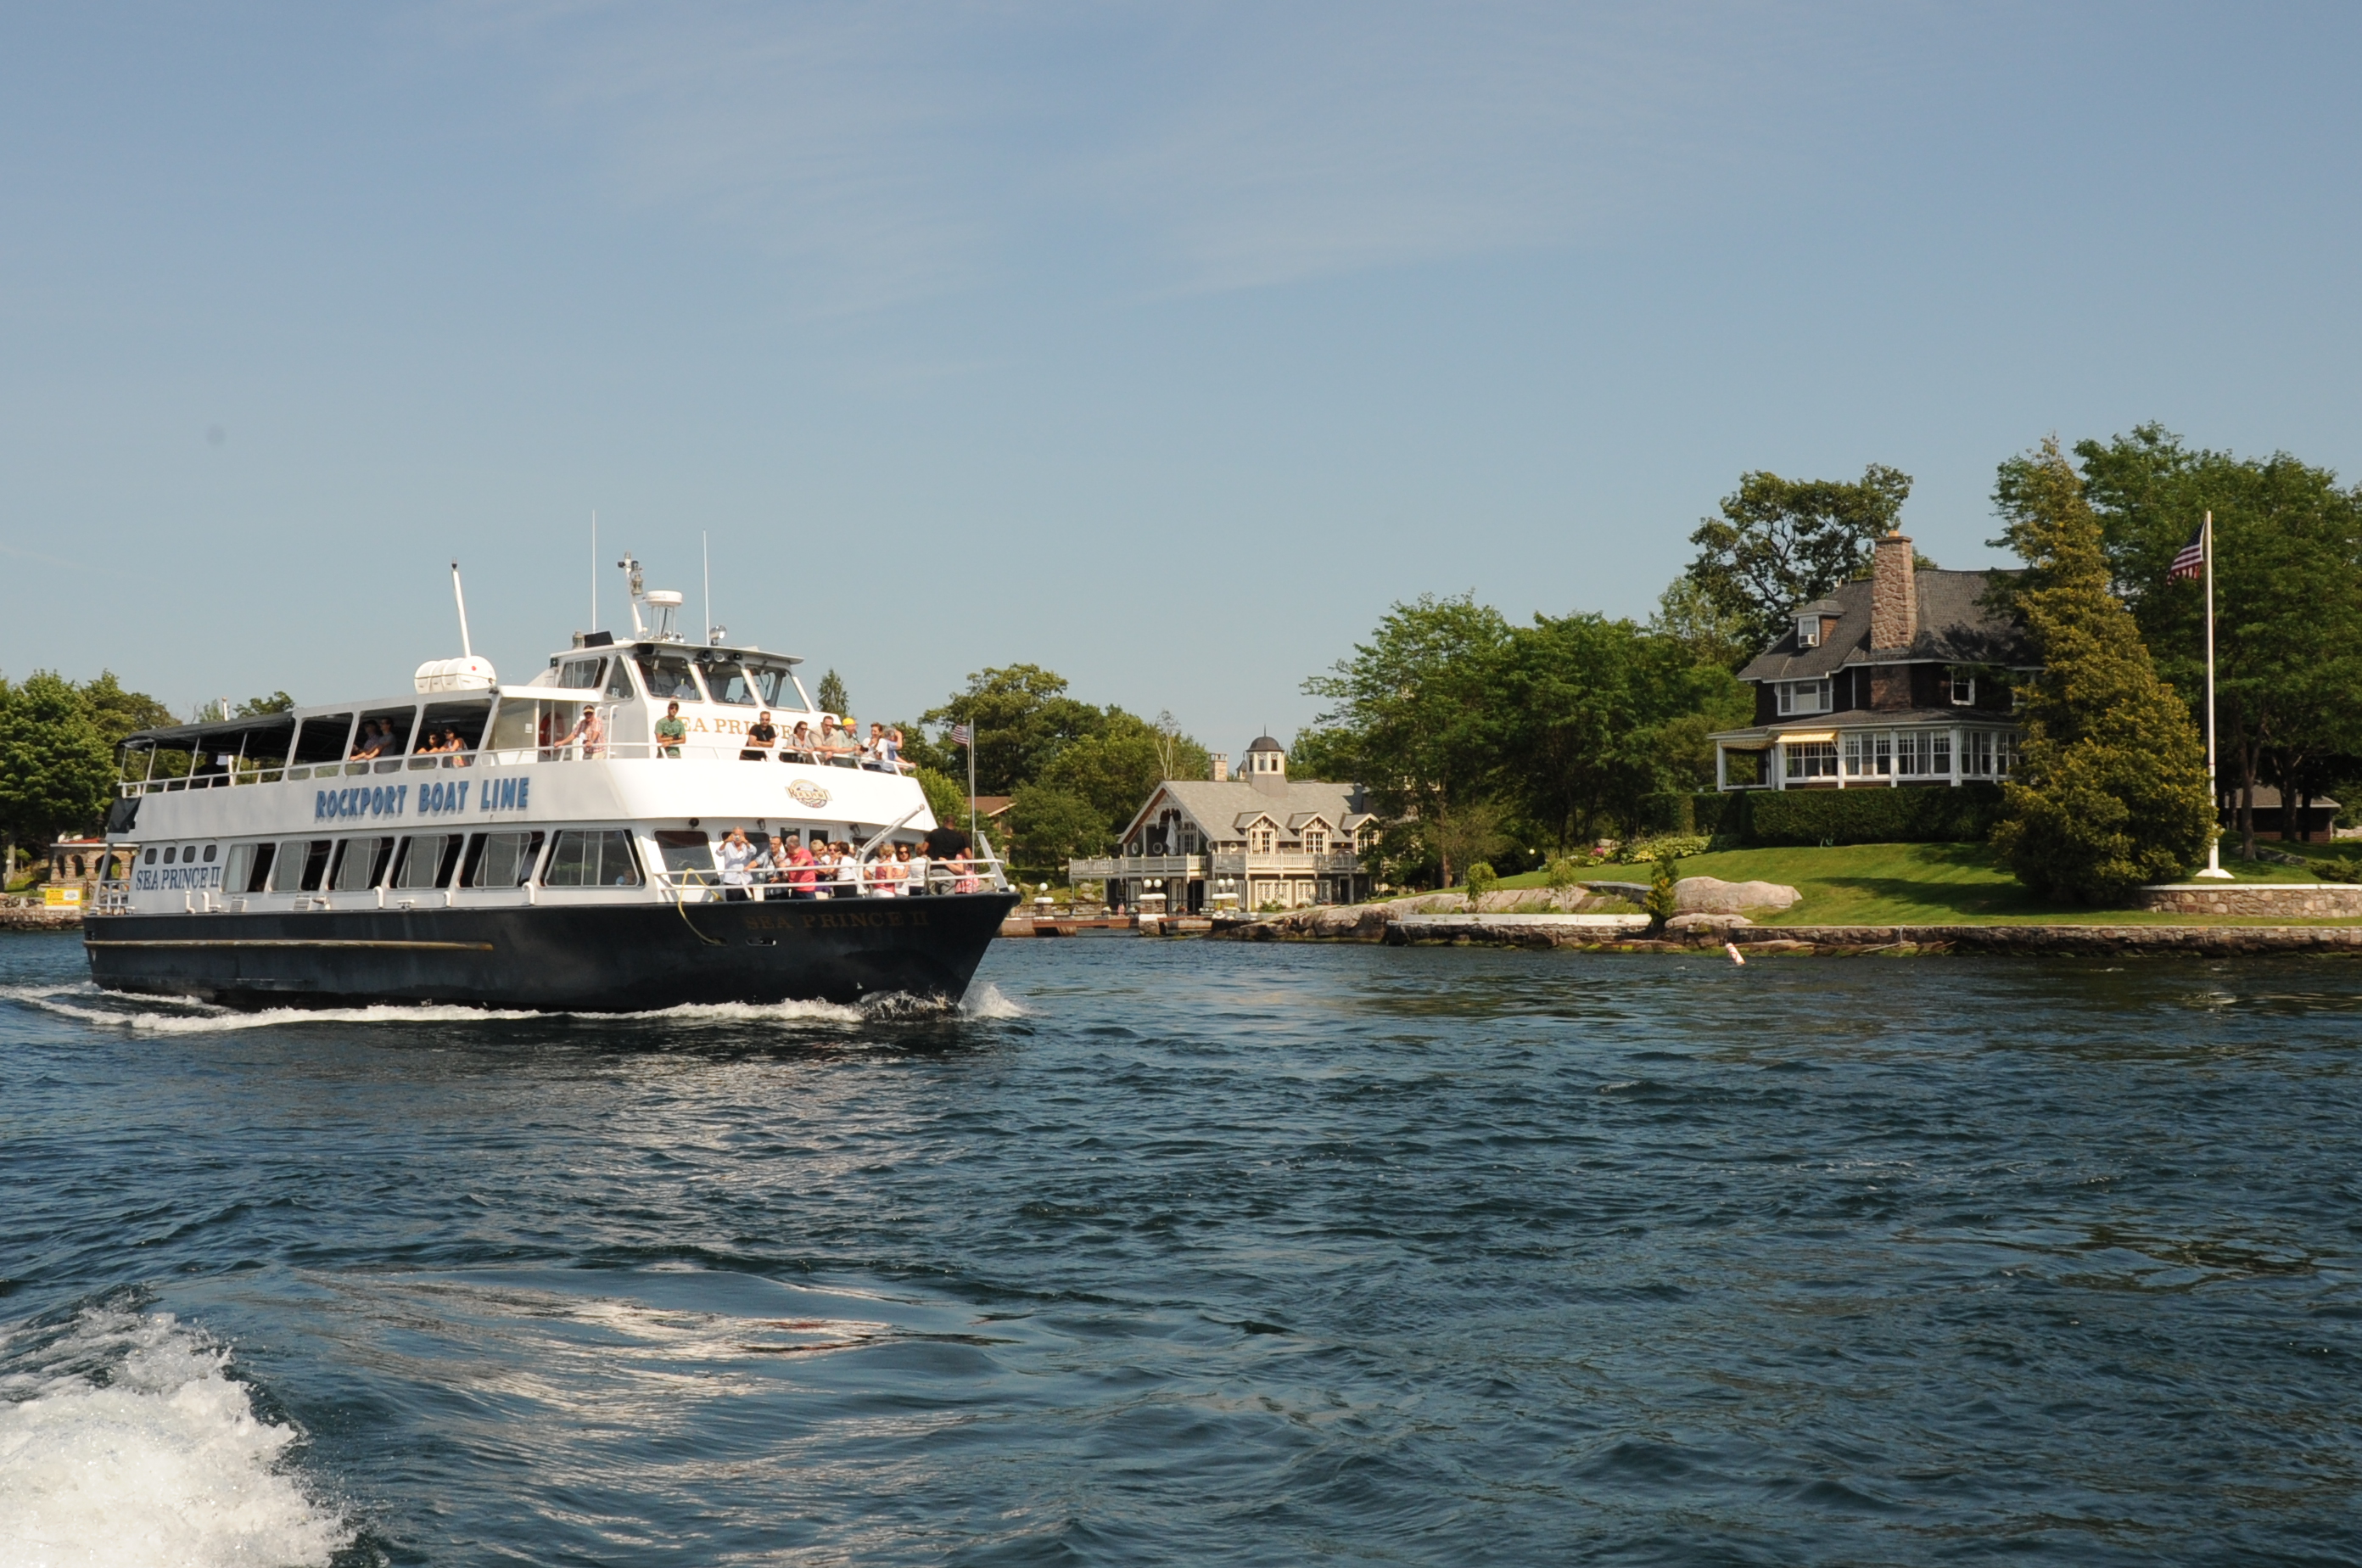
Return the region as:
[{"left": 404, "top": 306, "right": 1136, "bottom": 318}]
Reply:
[
  {"left": 966, "top": 795, "right": 1014, "bottom": 819},
  {"left": 1245, "top": 734, "right": 1285, "bottom": 753},
  {"left": 1122, "top": 776, "right": 1368, "bottom": 843},
  {"left": 1738, "top": 569, "right": 2035, "bottom": 683}
]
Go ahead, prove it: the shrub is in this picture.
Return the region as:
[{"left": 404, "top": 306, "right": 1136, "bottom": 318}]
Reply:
[
  {"left": 1690, "top": 792, "right": 1737, "bottom": 838},
  {"left": 1464, "top": 861, "right": 1500, "bottom": 897},
  {"left": 1744, "top": 784, "right": 2002, "bottom": 847},
  {"left": 1544, "top": 855, "right": 1584, "bottom": 891},
  {"left": 1643, "top": 853, "right": 1679, "bottom": 930},
  {"left": 1614, "top": 833, "right": 1711, "bottom": 865}
]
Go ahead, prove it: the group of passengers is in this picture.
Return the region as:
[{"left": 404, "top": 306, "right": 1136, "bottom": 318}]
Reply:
[
  {"left": 350, "top": 720, "right": 473, "bottom": 764},
  {"left": 711, "top": 826, "right": 978, "bottom": 899},
  {"left": 717, "top": 708, "right": 913, "bottom": 771}
]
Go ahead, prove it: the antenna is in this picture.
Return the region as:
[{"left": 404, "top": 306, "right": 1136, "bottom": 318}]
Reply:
[
  {"left": 590, "top": 511, "right": 598, "bottom": 633},
  {"left": 703, "top": 531, "right": 711, "bottom": 644},
  {"left": 451, "top": 561, "right": 474, "bottom": 658}
]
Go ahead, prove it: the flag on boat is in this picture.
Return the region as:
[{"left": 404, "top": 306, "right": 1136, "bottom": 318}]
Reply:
[
  {"left": 950, "top": 724, "right": 972, "bottom": 746},
  {"left": 2168, "top": 522, "right": 2206, "bottom": 582}
]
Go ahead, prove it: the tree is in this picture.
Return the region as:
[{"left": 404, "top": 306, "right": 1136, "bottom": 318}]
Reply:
[
  {"left": 1648, "top": 576, "right": 1757, "bottom": 670},
  {"left": 1035, "top": 711, "right": 1208, "bottom": 840},
  {"left": 920, "top": 664, "right": 1111, "bottom": 798},
  {"left": 235, "top": 692, "right": 295, "bottom": 716},
  {"left": 1006, "top": 784, "right": 1108, "bottom": 880},
  {"left": 1683, "top": 463, "right": 1913, "bottom": 650},
  {"left": 0, "top": 672, "right": 116, "bottom": 873},
  {"left": 2049, "top": 423, "right": 2362, "bottom": 857},
  {"left": 1303, "top": 593, "right": 1511, "bottom": 888},
  {"left": 1988, "top": 439, "right": 2214, "bottom": 902},
  {"left": 81, "top": 671, "right": 176, "bottom": 775},
  {"left": 816, "top": 669, "right": 850, "bottom": 716},
  {"left": 914, "top": 766, "right": 966, "bottom": 831}
]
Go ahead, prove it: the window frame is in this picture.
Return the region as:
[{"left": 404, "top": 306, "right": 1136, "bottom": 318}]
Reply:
[{"left": 1950, "top": 671, "right": 1976, "bottom": 706}]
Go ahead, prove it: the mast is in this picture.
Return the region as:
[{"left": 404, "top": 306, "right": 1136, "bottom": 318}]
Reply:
[{"left": 451, "top": 562, "right": 474, "bottom": 659}]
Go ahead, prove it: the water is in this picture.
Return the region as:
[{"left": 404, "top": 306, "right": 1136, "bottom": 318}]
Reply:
[{"left": 3, "top": 930, "right": 2358, "bottom": 1565}]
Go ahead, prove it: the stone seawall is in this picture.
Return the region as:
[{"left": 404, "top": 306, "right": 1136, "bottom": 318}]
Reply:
[{"left": 2133, "top": 883, "right": 2362, "bottom": 918}]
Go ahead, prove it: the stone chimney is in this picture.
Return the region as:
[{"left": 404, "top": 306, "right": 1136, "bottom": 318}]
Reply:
[
  {"left": 1210, "top": 753, "right": 1229, "bottom": 781},
  {"left": 1871, "top": 532, "right": 1918, "bottom": 651}
]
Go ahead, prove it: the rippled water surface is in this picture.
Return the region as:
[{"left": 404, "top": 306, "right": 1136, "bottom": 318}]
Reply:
[{"left": 3, "top": 930, "right": 2359, "bottom": 1565}]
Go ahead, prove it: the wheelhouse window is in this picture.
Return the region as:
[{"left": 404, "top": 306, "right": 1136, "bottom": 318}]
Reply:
[
  {"left": 634, "top": 652, "right": 704, "bottom": 703},
  {"left": 1776, "top": 679, "right": 1832, "bottom": 717},
  {"left": 542, "top": 829, "right": 644, "bottom": 888},
  {"left": 694, "top": 655, "right": 763, "bottom": 706},
  {"left": 557, "top": 658, "right": 607, "bottom": 691},
  {"left": 1784, "top": 741, "right": 1838, "bottom": 780}
]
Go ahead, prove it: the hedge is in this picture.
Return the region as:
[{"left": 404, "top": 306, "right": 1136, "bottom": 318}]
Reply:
[{"left": 1693, "top": 784, "right": 2001, "bottom": 847}]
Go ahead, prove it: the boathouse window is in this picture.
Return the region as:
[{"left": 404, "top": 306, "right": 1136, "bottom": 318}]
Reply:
[
  {"left": 557, "top": 658, "right": 607, "bottom": 691},
  {"left": 543, "top": 829, "right": 644, "bottom": 888},
  {"left": 633, "top": 652, "right": 704, "bottom": 703},
  {"left": 465, "top": 831, "right": 546, "bottom": 888}
]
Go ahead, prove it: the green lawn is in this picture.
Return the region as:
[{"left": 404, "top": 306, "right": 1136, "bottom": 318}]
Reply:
[{"left": 1496, "top": 840, "right": 2362, "bottom": 926}]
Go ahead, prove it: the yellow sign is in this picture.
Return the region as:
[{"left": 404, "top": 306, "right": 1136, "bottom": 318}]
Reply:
[{"left": 43, "top": 886, "right": 82, "bottom": 906}]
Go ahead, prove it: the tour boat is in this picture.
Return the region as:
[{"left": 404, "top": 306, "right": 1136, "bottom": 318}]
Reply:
[{"left": 83, "top": 561, "right": 1015, "bottom": 1011}]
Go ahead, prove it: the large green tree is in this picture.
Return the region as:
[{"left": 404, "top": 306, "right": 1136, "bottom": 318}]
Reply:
[
  {"left": 1988, "top": 440, "right": 2214, "bottom": 902},
  {"left": 1684, "top": 463, "right": 1913, "bottom": 651},
  {"left": 0, "top": 672, "right": 117, "bottom": 873},
  {"left": 1006, "top": 784, "right": 1110, "bottom": 881},
  {"left": 1302, "top": 593, "right": 1511, "bottom": 887},
  {"left": 2050, "top": 424, "right": 2362, "bottom": 857},
  {"left": 1034, "top": 710, "right": 1209, "bottom": 836},
  {"left": 919, "top": 664, "right": 1115, "bottom": 797}
]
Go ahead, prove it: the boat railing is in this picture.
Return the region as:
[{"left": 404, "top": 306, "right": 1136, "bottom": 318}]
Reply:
[
  {"left": 92, "top": 877, "right": 131, "bottom": 915},
  {"left": 117, "top": 741, "right": 923, "bottom": 793},
  {"left": 650, "top": 848, "right": 1007, "bottom": 904}
]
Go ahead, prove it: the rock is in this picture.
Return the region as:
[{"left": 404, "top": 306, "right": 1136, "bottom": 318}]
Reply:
[
  {"left": 1665, "top": 912, "right": 1753, "bottom": 934},
  {"left": 1673, "top": 876, "right": 1800, "bottom": 914}
]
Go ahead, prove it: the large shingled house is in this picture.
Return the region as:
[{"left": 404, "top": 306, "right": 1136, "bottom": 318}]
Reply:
[{"left": 1710, "top": 531, "right": 2040, "bottom": 791}]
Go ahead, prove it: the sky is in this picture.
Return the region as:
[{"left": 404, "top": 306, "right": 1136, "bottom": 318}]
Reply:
[{"left": 3, "top": 2, "right": 2359, "bottom": 753}]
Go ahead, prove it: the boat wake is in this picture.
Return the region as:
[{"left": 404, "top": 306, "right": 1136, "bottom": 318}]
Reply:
[
  {"left": 0, "top": 981, "right": 1024, "bottom": 1033},
  {"left": 0, "top": 1302, "right": 350, "bottom": 1568}
]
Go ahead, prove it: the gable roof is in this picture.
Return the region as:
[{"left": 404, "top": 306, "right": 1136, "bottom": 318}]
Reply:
[
  {"left": 1120, "top": 776, "right": 1369, "bottom": 844},
  {"left": 1738, "top": 569, "right": 2036, "bottom": 683}
]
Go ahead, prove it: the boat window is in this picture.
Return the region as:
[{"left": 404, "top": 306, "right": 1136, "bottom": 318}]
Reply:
[
  {"left": 606, "top": 659, "right": 635, "bottom": 700},
  {"left": 290, "top": 715, "right": 355, "bottom": 766},
  {"left": 484, "top": 699, "right": 539, "bottom": 756},
  {"left": 391, "top": 834, "right": 458, "bottom": 890},
  {"left": 633, "top": 652, "right": 704, "bottom": 703},
  {"left": 277, "top": 839, "right": 333, "bottom": 892},
  {"left": 557, "top": 658, "right": 606, "bottom": 691},
  {"left": 543, "top": 829, "right": 644, "bottom": 888},
  {"left": 352, "top": 708, "right": 417, "bottom": 761},
  {"left": 467, "top": 831, "right": 545, "bottom": 888},
  {"left": 652, "top": 829, "right": 712, "bottom": 880},
  {"left": 202, "top": 844, "right": 216, "bottom": 862},
  {"left": 330, "top": 837, "right": 395, "bottom": 892},
  {"left": 739, "top": 659, "right": 803, "bottom": 710},
  {"left": 416, "top": 701, "right": 493, "bottom": 755},
  {"left": 694, "top": 654, "right": 764, "bottom": 706},
  {"left": 223, "top": 842, "right": 273, "bottom": 894},
  {"left": 143, "top": 848, "right": 156, "bottom": 865}
]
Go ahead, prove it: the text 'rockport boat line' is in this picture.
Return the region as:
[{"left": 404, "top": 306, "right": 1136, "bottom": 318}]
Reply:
[{"left": 85, "top": 560, "right": 1016, "bottom": 1011}]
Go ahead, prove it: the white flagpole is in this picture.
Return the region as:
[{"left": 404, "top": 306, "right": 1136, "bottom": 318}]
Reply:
[
  {"left": 967, "top": 730, "right": 977, "bottom": 847},
  {"left": 2198, "top": 508, "right": 2232, "bottom": 878}
]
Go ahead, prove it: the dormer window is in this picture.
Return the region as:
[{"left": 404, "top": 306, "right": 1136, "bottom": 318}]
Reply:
[
  {"left": 1795, "top": 614, "right": 1821, "bottom": 648},
  {"left": 1775, "top": 679, "right": 1832, "bottom": 717},
  {"left": 1950, "top": 672, "right": 1975, "bottom": 706}
]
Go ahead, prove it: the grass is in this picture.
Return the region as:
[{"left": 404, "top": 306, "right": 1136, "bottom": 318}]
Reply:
[{"left": 1494, "top": 840, "right": 2362, "bottom": 926}]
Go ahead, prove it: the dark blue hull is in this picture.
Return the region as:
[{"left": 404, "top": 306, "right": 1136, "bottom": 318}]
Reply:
[{"left": 83, "top": 893, "right": 1016, "bottom": 1011}]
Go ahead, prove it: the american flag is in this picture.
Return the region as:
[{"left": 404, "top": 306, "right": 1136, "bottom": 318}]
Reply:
[
  {"left": 2168, "top": 523, "right": 2206, "bottom": 583},
  {"left": 950, "top": 723, "right": 972, "bottom": 746}
]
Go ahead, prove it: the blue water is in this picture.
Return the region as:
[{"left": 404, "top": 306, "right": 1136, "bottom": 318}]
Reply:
[{"left": 3, "top": 930, "right": 2359, "bottom": 1565}]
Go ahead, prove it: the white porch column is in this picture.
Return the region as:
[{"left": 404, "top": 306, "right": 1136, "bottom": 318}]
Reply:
[
  {"left": 1772, "top": 739, "right": 1788, "bottom": 790},
  {"left": 1835, "top": 733, "right": 1847, "bottom": 790},
  {"left": 1889, "top": 730, "right": 1899, "bottom": 787},
  {"left": 1715, "top": 743, "right": 1727, "bottom": 792},
  {"left": 1950, "top": 725, "right": 1962, "bottom": 787}
]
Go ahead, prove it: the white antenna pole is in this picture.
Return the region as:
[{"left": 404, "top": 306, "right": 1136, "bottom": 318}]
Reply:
[
  {"left": 451, "top": 561, "right": 474, "bottom": 659},
  {"left": 590, "top": 511, "right": 598, "bottom": 633},
  {"left": 702, "top": 531, "right": 712, "bottom": 644}
]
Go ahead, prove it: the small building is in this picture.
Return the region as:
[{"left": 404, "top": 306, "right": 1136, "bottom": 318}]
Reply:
[
  {"left": 2228, "top": 785, "right": 2341, "bottom": 843},
  {"left": 47, "top": 837, "right": 126, "bottom": 894},
  {"left": 1068, "top": 736, "right": 1375, "bottom": 912},
  {"left": 1710, "top": 531, "right": 2040, "bottom": 791}
]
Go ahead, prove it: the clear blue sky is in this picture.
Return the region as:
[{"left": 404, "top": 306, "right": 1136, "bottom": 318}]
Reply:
[{"left": 4, "top": 3, "right": 2358, "bottom": 753}]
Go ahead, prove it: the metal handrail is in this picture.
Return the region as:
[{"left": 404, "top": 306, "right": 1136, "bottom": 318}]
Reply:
[
  {"left": 651, "top": 847, "right": 1005, "bottom": 903},
  {"left": 115, "top": 739, "right": 932, "bottom": 793}
]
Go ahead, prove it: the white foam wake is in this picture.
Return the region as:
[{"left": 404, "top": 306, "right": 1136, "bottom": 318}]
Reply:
[
  {"left": 961, "top": 982, "right": 1027, "bottom": 1019},
  {"left": 1, "top": 982, "right": 926, "bottom": 1033},
  {"left": 0, "top": 1306, "right": 350, "bottom": 1568}
]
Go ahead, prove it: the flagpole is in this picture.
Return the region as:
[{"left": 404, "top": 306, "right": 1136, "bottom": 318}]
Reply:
[
  {"left": 2197, "top": 508, "right": 2232, "bottom": 878},
  {"left": 966, "top": 728, "right": 977, "bottom": 846}
]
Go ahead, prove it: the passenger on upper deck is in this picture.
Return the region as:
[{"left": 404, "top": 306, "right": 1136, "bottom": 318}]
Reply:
[
  {"left": 783, "top": 721, "right": 815, "bottom": 764},
  {"left": 742, "top": 711, "right": 776, "bottom": 763},
  {"left": 655, "top": 702, "right": 687, "bottom": 759},
  {"left": 563, "top": 708, "right": 605, "bottom": 759},
  {"left": 350, "top": 721, "right": 389, "bottom": 761}
]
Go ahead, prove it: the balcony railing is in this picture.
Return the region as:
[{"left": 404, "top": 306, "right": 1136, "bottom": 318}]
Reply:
[
  {"left": 1068, "top": 851, "right": 1363, "bottom": 879},
  {"left": 117, "top": 742, "right": 923, "bottom": 795}
]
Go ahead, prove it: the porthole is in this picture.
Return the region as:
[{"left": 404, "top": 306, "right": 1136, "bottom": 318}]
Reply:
[
  {"left": 163, "top": 846, "right": 176, "bottom": 864},
  {"left": 143, "top": 848, "right": 157, "bottom": 865},
  {"left": 182, "top": 845, "right": 196, "bottom": 862},
  {"left": 202, "top": 844, "right": 217, "bottom": 863}
]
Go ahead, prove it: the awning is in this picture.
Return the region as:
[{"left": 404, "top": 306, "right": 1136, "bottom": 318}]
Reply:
[{"left": 1779, "top": 731, "right": 1837, "bottom": 744}]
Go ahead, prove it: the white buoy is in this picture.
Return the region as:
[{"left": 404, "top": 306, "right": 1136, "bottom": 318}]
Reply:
[{"left": 1726, "top": 941, "right": 1745, "bottom": 966}]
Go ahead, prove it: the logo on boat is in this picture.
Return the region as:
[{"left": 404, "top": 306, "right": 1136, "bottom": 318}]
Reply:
[
  {"left": 317, "top": 783, "right": 408, "bottom": 821},
  {"left": 480, "top": 776, "right": 532, "bottom": 813},
  {"left": 786, "top": 780, "right": 831, "bottom": 808}
]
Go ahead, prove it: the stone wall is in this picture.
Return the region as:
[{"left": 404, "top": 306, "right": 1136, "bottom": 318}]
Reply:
[{"left": 2133, "top": 883, "right": 2362, "bottom": 918}]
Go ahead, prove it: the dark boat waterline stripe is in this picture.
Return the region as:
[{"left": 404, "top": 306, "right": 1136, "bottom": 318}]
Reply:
[{"left": 87, "top": 938, "right": 498, "bottom": 951}]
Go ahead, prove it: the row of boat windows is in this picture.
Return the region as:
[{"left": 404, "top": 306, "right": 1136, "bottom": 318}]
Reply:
[
  {"left": 180, "top": 831, "right": 645, "bottom": 894},
  {"left": 555, "top": 651, "right": 809, "bottom": 711}
]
